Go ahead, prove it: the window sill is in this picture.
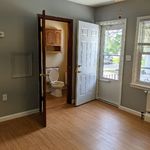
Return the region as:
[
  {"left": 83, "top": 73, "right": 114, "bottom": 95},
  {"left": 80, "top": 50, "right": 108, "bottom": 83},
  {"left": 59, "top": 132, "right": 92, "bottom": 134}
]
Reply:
[{"left": 130, "top": 83, "right": 150, "bottom": 91}]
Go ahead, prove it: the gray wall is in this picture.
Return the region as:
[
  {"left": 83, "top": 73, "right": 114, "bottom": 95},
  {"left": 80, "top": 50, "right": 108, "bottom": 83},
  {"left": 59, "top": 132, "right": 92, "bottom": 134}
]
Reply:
[
  {"left": 0, "top": 0, "right": 94, "bottom": 117},
  {"left": 1, "top": 0, "right": 149, "bottom": 117},
  {"left": 95, "top": 0, "right": 150, "bottom": 112}
]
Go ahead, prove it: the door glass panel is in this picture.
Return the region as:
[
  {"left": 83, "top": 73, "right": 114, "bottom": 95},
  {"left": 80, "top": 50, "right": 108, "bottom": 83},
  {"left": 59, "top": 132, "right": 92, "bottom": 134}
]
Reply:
[
  {"left": 102, "top": 28, "right": 123, "bottom": 80},
  {"left": 140, "top": 54, "right": 150, "bottom": 83},
  {"left": 103, "top": 55, "right": 120, "bottom": 80}
]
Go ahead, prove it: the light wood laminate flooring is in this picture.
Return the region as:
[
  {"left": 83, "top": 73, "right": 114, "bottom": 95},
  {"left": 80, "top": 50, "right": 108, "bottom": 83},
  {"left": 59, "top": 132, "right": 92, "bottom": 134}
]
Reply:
[{"left": 0, "top": 99, "right": 150, "bottom": 150}]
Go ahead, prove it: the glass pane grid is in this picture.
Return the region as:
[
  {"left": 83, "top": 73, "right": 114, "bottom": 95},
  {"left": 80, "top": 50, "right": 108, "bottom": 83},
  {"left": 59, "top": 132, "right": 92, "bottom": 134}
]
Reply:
[
  {"left": 137, "top": 45, "right": 150, "bottom": 56},
  {"left": 134, "top": 19, "right": 150, "bottom": 86},
  {"left": 139, "top": 54, "right": 150, "bottom": 83},
  {"left": 101, "top": 28, "right": 122, "bottom": 80},
  {"left": 139, "top": 20, "right": 150, "bottom": 43}
]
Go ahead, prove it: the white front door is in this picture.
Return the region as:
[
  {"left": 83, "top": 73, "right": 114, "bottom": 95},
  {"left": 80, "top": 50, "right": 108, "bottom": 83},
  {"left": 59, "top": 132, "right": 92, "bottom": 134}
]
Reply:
[
  {"left": 98, "top": 19, "right": 126, "bottom": 106},
  {"left": 75, "top": 21, "right": 99, "bottom": 106}
]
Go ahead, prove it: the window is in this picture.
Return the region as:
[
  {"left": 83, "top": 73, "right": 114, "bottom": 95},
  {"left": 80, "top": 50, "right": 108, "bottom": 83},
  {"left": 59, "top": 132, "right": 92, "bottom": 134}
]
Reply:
[{"left": 132, "top": 16, "right": 150, "bottom": 89}]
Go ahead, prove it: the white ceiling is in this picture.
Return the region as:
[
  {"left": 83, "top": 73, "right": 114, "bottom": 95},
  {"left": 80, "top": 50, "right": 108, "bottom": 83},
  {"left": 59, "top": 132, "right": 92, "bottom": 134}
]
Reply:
[{"left": 67, "top": 0, "right": 125, "bottom": 7}]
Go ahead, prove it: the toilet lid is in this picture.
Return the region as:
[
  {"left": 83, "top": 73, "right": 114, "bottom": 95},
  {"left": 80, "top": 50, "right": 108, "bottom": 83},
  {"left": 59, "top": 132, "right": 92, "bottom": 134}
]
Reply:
[{"left": 49, "top": 69, "right": 59, "bottom": 82}]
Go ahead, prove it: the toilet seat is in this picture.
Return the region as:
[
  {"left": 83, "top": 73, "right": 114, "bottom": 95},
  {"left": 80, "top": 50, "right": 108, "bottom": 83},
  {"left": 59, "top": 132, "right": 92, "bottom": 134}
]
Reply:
[
  {"left": 46, "top": 67, "right": 64, "bottom": 97},
  {"left": 49, "top": 69, "right": 59, "bottom": 82},
  {"left": 49, "top": 69, "right": 64, "bottom": 88},
  {"left": 51, "top": 81, "right": 64, "bottom": 88}
]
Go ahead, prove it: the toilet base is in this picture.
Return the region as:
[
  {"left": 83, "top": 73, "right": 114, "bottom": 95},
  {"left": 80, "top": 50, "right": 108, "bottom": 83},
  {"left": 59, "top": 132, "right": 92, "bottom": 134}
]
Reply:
[{"left": 51, "top": 88, "right": 62, "bottom": 97}]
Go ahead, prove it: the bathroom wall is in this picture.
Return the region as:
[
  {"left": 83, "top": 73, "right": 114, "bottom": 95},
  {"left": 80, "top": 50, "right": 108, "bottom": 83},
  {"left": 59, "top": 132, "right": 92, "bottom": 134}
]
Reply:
[{"left": 46, "top": 20, "right": 68, "bottom": 83}]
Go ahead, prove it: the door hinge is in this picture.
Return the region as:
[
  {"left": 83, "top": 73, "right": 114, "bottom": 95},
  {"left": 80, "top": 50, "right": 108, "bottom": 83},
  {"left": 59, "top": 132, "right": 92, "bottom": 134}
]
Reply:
[{"left": 40, "top": 26, "right": 43, "bottom": 31}]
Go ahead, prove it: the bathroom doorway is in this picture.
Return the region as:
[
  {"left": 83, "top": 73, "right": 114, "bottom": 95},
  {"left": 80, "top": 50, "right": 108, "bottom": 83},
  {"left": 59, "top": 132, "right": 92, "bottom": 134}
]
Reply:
[
  {"left": 38, "top": 11, "right": 73, "bottom": 127},
  {"left": 45, "top": 20, "right": 69, "bottom": 109}
]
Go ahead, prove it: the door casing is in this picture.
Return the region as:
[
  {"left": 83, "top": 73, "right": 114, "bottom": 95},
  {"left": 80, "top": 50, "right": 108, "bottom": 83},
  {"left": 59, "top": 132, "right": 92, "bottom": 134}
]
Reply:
[
  {"left": 38, "top": 13, "right": 73, "bottom": 127},
  {"left": 97, "top": 19, "right": 127, "bottom": 107},
  {"left": 38, "top": 14, "right": 73, "bottom": 105}
]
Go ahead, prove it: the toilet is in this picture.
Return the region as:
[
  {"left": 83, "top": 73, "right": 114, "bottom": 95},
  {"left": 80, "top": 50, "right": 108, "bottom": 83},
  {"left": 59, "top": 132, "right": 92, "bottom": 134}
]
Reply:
[{"left": 46, "top": 67, "right": 64, "bottom": 97}]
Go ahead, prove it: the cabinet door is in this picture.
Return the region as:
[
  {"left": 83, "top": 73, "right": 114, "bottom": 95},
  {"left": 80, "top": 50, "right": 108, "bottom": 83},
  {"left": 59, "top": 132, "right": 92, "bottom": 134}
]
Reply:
[
  {"left": 55, "top": 30, "right": 61, "bottom": 46},
  {"left": 46, "top": 29, "right": 61, "bottom": 46},
  {"left": 46, "top": 29, "right": 55, "bottom": 45}
]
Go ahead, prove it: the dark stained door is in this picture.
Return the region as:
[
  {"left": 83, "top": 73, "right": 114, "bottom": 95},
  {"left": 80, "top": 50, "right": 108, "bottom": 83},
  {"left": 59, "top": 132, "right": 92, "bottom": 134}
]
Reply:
[{"left": 38, "top": 10, "right": 47, "bottom": 127}]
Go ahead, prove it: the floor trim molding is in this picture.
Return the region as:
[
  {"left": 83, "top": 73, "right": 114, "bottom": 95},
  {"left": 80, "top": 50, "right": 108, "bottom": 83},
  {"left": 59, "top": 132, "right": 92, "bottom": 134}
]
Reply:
[
  {"left": 0, "top": 109, "right": 39, "bottom": 123},
  {"left": 119, "top": 105, "right": 141, "bottom": 117},
  {"left": 97, "top": 98, "right": 119, "bottom": 107}
]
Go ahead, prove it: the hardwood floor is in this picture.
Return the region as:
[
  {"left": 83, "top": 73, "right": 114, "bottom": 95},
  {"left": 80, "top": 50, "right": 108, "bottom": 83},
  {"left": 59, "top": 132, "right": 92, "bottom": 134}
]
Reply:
[
  {"left": 46, "top": 90, "right": 67, "bottom": 109},
  {"left": 0, "top": 100, "right": 150, "bottom": 150}
]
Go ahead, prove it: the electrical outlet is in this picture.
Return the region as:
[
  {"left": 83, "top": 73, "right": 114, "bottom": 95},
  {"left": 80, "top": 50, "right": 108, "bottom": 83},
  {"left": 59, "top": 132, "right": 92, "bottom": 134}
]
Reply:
[
  {"left": 2, "top": 94, "right": 7, "bottom": 101},
  {"left": 0, "top": 31, "right": 5, "bottom": 38}
]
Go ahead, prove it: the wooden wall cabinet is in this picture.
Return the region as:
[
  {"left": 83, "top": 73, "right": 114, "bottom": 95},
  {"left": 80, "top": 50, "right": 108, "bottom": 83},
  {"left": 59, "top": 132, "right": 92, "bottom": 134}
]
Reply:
[{"left": 45, "top": 29, "right": 62, "bottom": 52}]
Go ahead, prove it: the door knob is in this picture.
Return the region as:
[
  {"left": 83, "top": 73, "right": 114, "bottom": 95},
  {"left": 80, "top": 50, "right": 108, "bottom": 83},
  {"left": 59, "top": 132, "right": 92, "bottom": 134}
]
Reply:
[
  {"left": 76, "top": 65, "right": 82, "bottom": 73},
  {"left": 40, "top": 74, "right": 49, "bottom": 77},
  {"left": 40, "top": 74, "right": 45, "bottom": 77}
]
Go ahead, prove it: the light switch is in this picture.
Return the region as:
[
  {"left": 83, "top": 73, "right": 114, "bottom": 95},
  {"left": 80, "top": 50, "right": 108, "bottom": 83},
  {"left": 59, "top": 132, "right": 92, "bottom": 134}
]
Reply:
[
  {"left": 0, "top": 31, "right": 5, "bottom": 38},
  {"left": 126, "top": 55, "right": 132, "bottom": 62},
  {"left": 2, "top": 94, "right": 7, "bottom": 101}
]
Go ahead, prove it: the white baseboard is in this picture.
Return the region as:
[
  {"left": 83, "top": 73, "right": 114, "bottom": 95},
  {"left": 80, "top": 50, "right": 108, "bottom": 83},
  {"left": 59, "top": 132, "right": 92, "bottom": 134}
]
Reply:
[
  {"left": 144, "top": 113, "right": 150, "bottom": 123},
  {"left": 119, "top": 105, "right": 141, "bottom": 117},
  {"left": 97, "top": 98, "right": 119, "bottom": 107},
  {"left": 0, "top": 108, "right": 39, "bottom": 123}
]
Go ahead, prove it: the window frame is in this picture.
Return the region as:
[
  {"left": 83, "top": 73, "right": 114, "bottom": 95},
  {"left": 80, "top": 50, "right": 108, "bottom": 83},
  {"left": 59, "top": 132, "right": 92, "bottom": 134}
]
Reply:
[
  {"left": 99, "top": 19, "right": 127, "bottom": 82},
  {"left": 131, "top": 16, "right": 150, "bottom": 90}
]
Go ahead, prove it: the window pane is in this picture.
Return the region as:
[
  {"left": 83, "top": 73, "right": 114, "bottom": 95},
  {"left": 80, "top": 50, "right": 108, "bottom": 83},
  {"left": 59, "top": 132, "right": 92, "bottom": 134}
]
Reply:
[
  {"left": 140, "top": 55, "right": 150, "bottom": 83},
  {"left": 104, "top": 29, "right": 122, "bottom": 55},
  {"left": 139, "top": 20, "right": 150, "bottom": 43},
  {"left": 141, "top": 45, "right": 150, "bottom": 53},
  {"left": 102, "top": 28, "right": 122, "bottom": 80},
  {"left": 103, "top": 55, "right": 120, "bottom": 80}
]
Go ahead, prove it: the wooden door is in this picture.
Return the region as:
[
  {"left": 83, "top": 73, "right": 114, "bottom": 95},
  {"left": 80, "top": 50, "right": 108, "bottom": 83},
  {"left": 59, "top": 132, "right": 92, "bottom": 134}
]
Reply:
[
  {"left": 75, "top": 21, "right": 99, "bottom": 106},
  {"left": 38, "top": 10, "right": 47, "bottom": 127}
]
